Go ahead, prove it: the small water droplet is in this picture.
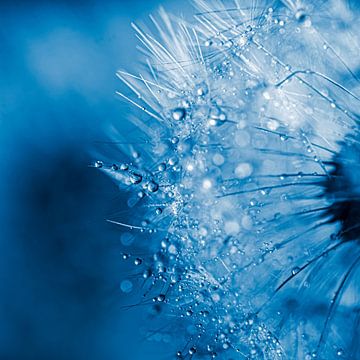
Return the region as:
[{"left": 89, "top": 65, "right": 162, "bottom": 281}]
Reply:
[
  {"left": 138, "top": 191, "right": 145, "bottom": 198},
  {"left": 120, "top": 279, "right": 133, "bottom": 293},
  {"left": 158, "top": 163, "right": 166, "bottom": 171},
  {"left": 172, "top": 108, "right": 186, "bottom": 121},
  {"left": 295, "top": 9, "right": 308, "bottom": 23},
  {"left": 189, "top": 347, "right": 197, "bottom": 355},
  {"left": 143, "top": 269, "right": 152, "bottom": 279},
  {"left": 132, "top": 151, "right": 140, "bottom": 159},
  {"left": 130, "top": 173, "right": 142, "bottom": 185},
  {"left": 134, "top": 258, "right": 142, "bottom": 266},
  {"left": 157, "top": 294, "right": 166, "bottom": 302},
  {"left": 171, "top": 137, "right": 179, "bottom": 145},
  {"left": 168, "top": 157, "right": 178, "bottom": 166},
  {"left": 147, "top": 181, "right": 159, "bottom": 193}
]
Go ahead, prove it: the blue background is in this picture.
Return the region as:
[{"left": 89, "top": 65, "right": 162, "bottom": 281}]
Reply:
[{"left": 0, "top": 0, "right": 181, "bottom": 359}]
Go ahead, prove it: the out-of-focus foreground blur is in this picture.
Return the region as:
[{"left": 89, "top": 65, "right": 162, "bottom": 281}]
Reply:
[{"left": 0, "top": 1, "right": 179, "bottom": 359}]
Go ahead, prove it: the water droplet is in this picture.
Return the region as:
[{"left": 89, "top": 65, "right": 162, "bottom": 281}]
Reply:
[
  {"left": 132, "top": 151, "right": 140, "bottom": 159},
  {"left": 295, "top": 9, "right": 308, "bottom": 23},
  {"left": 143, "top": 269, "right": 152, "bottom": 279},
  {"left": 158, "top": 163, "right": 166, "bottom": 171},
  {"left": 120, "top": 279, "right": 133, "bottom": 293},
  {"left": 168, "top": 157, "right": 178, "bottom": 166},
  {"left": 168, "top": 244, "right": 177, "bottom": 254},
  {"left": 235, "top": 163, "right": 253, "bottom": 179},
  {"left": 209, "top": 108, "right": 227, "bottom": 126},
  {"left": 292, "top": 266, "right": 300, "bottom": 275},
  {"left": 147, "top": 181, "right": 159, "bottom": 193},
  {"left": 157, "top": 294, "right": 166, "bottom": 302},
  {"left": 156, "top": 208, "right": 163, "bottom": 215},
  {"left": 134, "top": 258, "right": 142, "bottom": 266},
  {"left": 130, "top": 173, "right": 142, "bottom": 185},
  {"left": 223, "top": 342, "right": 230, "bottom": 350},
  {"left": 196, "top": 85, "right": 208, "bottom": 96},
  {"left": 203, "top": 179, "right": 212, "bottom": 190},
  {"left": 172, "top": 108, "right": 186, "bottom": 121},
  {"left": 171, "top": 137, "right": 179, "bottom": 145},
  {"left": 95, "top": 161, "right": 103, "bottom": 168},
  {"left": 189, "top": 347, "right": 197, "bottom": 355},
  {"left": 120, "top": 163, "right": 129, "bottom": 171},
  {"left": 213, "top": 153, "right": 225, "bottom": 166}
]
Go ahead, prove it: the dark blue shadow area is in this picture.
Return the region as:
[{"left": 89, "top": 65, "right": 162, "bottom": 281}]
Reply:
[{"left": 0, "top": 0, "right": 179, "bottom": 359}]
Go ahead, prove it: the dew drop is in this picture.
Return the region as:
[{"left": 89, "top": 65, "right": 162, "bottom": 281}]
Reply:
[
  {"left": 336, "top": 349, "right": 343, "bottom": 356},
  {"left": 295, "top": 9, "right": 309, "bottom": 24},
  {"left": 235, "top": 163, "right": 253, "bottom": 179},
  {"left": 147, "top": 181, "right": 159, "bottom": 193},
  {"left": 134, "top": 258, "right": 142, "bottom": 266},
  {"left": 138, "top": 191, "right": 145, "bottom": 198},
  {"left": 168, "top": 157, "right": 178, "bottom": 166},
  {"left": 95, "top": 160, "right": 103, "bottom": 168},
  {"left": 120, "top": 279, "right": 133, "bottom": 293},
  {"left": 157, "top": 294, "right": 166, "bottom": 302},
  {"left": 203, "top": 179, "right": 212, "bottom": 190},
  {"left": 158, "top": 163, "right": 166, "bottom": 172},
  {"left": 172, "top": 108, "right": 186, "bottom": 121},
  {"left": 143, "top": 269, "right": 152, "bottom": 279},
  {"left": 132, "top": 151, "right": 140, "bottom": 159},
  {"left": 189, "top": 347, "right": 197, "bottom": 355},
  {"left": 171, "top": 137, "right": 179, "bottom": 145},
  {"left": 130, "top": 173, "right": 143, "bottom": 185}
]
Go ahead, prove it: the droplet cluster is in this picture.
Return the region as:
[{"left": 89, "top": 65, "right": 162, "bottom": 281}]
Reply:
[{"left": 96, "top": 1, "right": 360, "bottom": 359}]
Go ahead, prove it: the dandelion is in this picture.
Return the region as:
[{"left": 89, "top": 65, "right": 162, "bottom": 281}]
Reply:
[{"left": 96, "top": 0, "right": 360, "bottom": 358}]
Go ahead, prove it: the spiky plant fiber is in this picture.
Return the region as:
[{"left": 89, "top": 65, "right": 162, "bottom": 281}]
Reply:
[{"left": 96, "top": 0, "right": 360, "bottom": 358}]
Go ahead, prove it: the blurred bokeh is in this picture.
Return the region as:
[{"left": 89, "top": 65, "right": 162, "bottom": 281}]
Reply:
[{"left": 0, "top": 0, "right": 181, "bottom": 359}]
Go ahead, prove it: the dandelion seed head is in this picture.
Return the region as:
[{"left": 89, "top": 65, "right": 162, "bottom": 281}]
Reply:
[{"left": 96, "top": 0, "right": 360, "bottom": 358}]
